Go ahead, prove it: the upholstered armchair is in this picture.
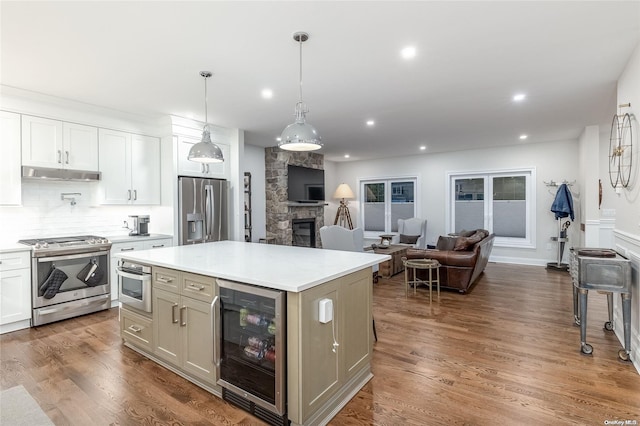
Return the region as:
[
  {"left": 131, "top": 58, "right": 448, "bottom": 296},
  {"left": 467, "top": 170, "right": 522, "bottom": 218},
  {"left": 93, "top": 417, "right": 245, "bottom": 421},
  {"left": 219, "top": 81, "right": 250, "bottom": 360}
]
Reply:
[
  {"left": 319, "top": 225, "right": 365, "bottom": 252},
  {"left": 393, "top": 218, "right": 427, "bottom": 249}
]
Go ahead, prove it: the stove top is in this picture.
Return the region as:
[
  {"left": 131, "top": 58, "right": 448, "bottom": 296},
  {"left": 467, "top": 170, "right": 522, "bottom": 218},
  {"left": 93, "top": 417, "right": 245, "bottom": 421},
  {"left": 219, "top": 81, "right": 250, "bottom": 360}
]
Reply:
[{"left": 19, "top": 235, "right": 112, "bottom": 257}]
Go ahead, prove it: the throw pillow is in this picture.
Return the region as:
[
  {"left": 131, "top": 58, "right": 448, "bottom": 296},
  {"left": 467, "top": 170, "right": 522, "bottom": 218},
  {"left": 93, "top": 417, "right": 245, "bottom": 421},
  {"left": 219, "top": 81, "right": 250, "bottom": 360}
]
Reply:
[
  {"left": 459, "top": 229, "right": 476, "bottom": 237},
  {"left": 436, "top": 236, "right": 457, "bottom": 251},
  {"left": 453, "top": 231, "right": 484, "bottom": 251},
  {"left": 399, "top": 234, "right": 419, "bottom": 244}
]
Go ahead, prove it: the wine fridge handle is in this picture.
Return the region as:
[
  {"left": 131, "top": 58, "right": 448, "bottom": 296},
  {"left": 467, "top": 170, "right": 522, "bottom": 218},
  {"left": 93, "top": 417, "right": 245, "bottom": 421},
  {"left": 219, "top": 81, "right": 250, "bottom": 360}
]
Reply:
[{"left": 212, "top": 295, "right": 220, "bottom": 367}]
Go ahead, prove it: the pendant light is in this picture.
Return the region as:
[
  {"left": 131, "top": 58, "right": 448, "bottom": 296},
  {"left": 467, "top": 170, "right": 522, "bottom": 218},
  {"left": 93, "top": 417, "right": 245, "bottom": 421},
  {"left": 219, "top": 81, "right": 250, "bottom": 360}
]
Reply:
[
  {"left": 188, "top": 71, "right": 224, "bottom": 163},
  {"left": 279, "top": 31, "right": 323, "bottom": 151}
]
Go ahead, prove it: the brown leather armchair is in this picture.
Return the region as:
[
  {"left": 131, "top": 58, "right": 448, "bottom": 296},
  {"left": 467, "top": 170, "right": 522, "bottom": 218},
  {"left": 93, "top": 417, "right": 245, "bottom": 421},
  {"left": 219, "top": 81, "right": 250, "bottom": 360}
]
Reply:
[{"left": 405, "top": 230, "right": 495, "bottom": 293}]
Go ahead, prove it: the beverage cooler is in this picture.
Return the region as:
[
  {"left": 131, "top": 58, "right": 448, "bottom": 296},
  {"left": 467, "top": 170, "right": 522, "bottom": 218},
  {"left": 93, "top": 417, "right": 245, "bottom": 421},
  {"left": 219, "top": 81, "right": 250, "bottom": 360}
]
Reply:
[{"left": 215, "top": 279, "right": 287, "bottom": 426}]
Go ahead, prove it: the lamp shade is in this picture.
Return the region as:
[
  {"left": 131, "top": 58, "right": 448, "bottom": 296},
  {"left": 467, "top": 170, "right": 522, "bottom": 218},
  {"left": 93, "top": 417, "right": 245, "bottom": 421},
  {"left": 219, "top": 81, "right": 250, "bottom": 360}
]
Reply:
[
  {"left": 333, "top": 183, "right": 355, "bottom": 199},
  {"left": 188, "top": 128, "right": 224, "bottom": 163}
]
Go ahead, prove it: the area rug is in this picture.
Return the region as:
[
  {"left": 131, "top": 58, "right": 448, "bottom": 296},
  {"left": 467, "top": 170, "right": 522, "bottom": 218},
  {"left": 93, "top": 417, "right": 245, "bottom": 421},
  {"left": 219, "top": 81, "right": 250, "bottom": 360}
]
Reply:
[{"left": 1, "top": 385, "right": 54, "bottom": 426}]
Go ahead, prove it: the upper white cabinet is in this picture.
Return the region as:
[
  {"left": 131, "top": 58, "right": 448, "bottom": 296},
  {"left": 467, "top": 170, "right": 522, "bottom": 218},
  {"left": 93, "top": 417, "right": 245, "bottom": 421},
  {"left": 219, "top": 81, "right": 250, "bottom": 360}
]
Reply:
[
  {"left": 21, "top": 115, "right": 98, "bottom": 170},
  {"left": 98, "top": 129, "right": 161, "bottom": 205},
  {"left": 177, "top": 135, "right": 229, "bottom": 179},
  {"left": 0, "top": 111, "right": 22, "bottom": 205}
]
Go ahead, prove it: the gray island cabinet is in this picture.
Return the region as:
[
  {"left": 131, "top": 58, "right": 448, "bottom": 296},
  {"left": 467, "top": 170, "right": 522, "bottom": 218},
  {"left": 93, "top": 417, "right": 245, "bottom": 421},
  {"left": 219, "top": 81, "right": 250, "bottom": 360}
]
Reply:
[{"left": 115, "top": 241, "right": 388, "bottom": 426}]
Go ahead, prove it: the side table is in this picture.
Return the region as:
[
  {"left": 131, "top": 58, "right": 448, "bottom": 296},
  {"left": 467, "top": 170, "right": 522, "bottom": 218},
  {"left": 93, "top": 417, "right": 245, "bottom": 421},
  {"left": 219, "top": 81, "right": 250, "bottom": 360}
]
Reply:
[
  {"left": 370, "top": 245, "right": 407, "bottom": 278},
  {"left": 402, "top": 258, "right": 440, "bottom": 304}
]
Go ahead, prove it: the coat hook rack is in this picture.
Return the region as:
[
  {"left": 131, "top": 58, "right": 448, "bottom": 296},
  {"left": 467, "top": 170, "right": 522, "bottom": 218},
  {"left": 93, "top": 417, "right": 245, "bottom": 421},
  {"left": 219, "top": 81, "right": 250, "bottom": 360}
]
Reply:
[{"left": 544, "top": 180, "right": 575, "bottom": 187}]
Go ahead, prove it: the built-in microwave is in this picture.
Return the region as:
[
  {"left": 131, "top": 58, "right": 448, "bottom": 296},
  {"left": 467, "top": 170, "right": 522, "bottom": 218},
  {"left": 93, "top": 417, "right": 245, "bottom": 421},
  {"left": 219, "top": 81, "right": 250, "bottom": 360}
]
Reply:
[{"left": 117, "top": 261, "right": 152, "bottom": 312}]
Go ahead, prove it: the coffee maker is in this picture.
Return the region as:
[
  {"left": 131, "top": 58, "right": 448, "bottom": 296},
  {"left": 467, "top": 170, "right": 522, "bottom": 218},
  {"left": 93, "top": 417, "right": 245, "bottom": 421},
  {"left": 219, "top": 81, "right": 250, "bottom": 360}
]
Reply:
[{"left": 128, "top": 215, "right": 150, "bottom": 236}]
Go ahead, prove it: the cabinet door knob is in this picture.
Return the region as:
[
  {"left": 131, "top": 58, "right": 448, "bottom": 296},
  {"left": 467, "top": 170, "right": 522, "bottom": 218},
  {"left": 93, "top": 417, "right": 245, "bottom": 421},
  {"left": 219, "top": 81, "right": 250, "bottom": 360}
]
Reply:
[
  {"left": 128, "top": 325, "right": 142, "bottom": 333},
  {"left": 133, "top": 190, "right": 137, "bottom": 200},
  {"left": 127, "top": 190, "right": 132, "bottom": 200},
  {"left": 57, "top": 150, "right": 62, "bottom": 164},
  {"left": 65, "top": 151, "right": 70, "bottom": 164}
]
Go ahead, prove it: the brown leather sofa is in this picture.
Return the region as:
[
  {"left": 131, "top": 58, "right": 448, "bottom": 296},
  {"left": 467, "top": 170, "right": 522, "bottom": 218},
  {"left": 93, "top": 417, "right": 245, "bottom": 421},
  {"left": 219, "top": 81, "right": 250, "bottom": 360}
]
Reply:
[{"left": 405, "top": 229, "right": 495, "bottom": 293}]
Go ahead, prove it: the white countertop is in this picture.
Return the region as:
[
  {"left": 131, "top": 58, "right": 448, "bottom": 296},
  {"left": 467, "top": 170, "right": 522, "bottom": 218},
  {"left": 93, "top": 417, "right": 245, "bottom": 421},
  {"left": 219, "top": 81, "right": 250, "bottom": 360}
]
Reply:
[
  {"left": 0, "top": 243, "right": 31, "bottom": 254},
  {"left": 115, "top": 240, "right": 390, "bottom": 292},
  {"left": 108, "top": 234, "right": 173, "bottom": 243}
]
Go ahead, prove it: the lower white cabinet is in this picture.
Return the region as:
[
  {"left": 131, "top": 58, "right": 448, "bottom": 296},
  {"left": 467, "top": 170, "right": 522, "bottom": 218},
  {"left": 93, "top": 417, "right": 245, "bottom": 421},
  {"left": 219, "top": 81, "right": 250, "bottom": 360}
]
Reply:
[
  {"left": 152, "top": 267, "right": 216, "bottom": 385},
  {"left": 110, "top": 237, "right": 173, "bottom": 302},
  {"left": 0, "top": 251, "right": 31, "bottom": 333}
]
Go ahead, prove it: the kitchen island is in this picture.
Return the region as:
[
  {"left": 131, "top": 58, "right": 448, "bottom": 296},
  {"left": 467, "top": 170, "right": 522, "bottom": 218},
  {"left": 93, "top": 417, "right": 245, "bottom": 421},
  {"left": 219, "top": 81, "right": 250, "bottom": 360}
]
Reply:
[{"left": 115, "top": 240, "right": 389, "bottom": 426}]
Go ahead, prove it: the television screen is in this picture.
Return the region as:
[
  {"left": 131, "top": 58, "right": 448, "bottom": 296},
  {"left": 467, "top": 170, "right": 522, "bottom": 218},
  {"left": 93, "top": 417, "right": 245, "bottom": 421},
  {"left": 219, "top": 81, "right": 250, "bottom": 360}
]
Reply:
[{"left": 287, "top": 165, "right": 325, "bottom": 202}]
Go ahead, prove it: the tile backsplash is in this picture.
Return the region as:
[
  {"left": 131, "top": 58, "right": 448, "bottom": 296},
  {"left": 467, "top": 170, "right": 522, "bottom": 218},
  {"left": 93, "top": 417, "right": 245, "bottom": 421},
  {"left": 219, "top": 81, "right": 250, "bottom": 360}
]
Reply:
[{"left": 0, "top": 181, "right": 173, "bottom": 244}]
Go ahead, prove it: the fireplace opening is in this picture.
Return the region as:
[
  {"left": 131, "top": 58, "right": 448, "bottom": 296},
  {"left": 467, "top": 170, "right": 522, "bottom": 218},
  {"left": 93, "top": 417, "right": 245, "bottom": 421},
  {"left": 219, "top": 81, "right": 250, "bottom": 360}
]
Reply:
[{"left": 292, "top": 218, "right": 316, "bottom": 248}]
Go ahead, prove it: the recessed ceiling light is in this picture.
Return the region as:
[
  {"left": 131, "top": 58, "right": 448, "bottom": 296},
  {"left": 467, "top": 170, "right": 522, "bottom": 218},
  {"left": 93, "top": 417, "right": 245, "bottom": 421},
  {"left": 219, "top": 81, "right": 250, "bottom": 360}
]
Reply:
[
  {"left": 261, "top": 89, "right": 273, "bottom": 99},
  {"left": 276, "top": 136, "right": 282, "bottom": 142},
  {"left": 419, "top": 146, "right": 427, "bottom": 151},
  {"left": 344, "top": 154, "right": 350, "bottom": 158},
  {"left": 366, "top": 120, "right": 375, "bottom": 126},
  {"left": 513, "top": 93, "right": 526, "bottom": 102},
  {"left": 519, "top": 134, "right": 528, "bottom": 140},
  {"left": 401, "top": 46, "right": 417, "bottom": 60}
]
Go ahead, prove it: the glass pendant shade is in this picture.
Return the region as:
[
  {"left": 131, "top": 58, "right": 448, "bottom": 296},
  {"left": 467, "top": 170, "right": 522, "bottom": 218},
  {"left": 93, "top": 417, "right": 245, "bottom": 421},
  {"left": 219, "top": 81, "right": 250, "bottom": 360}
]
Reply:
[
  {"left": 279, "top": 31, "right": 322, "bottom": 152},
  {"left": 188, "top": 71, "right": 225, "bottom": 163}
]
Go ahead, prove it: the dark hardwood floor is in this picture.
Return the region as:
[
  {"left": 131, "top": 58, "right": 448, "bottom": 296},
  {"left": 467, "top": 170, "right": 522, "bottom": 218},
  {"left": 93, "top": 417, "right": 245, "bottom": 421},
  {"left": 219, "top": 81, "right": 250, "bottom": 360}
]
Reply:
[{"left": 1, "top": 263, "right": 638, "bottom": 425}]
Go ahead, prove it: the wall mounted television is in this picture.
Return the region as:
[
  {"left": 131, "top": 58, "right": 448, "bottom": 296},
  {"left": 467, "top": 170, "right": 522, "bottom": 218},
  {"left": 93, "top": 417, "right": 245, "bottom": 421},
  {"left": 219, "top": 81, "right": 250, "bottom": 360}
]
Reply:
[{"left": 287, "top": 165, "right": 325, "bottom": 203}]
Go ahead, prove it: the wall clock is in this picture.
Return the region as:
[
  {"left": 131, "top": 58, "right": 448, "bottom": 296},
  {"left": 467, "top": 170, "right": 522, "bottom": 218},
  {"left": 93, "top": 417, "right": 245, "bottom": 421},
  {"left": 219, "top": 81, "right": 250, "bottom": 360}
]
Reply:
[{"left": 608, "top": 104, "right": 633, "bottom": 189}]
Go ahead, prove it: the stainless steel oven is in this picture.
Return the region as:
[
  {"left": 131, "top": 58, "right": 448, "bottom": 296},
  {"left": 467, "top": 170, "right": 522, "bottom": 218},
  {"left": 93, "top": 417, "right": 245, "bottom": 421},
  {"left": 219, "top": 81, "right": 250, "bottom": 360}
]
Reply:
[
  {"left": 117, "top": 260, "right": 152, "bottom": 312},
  {"left": 19, "top": 235, "right": 112, "bottom": 326}
]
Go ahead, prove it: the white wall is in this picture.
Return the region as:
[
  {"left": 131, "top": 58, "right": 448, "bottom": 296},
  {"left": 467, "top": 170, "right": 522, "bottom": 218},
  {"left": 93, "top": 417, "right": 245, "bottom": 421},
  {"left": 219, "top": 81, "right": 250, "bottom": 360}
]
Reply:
[
  {"left": 326, "top": 139, "right": 580, "bottom": 265},
  {"left": 602, "top": 42, "right": 640, "bottom": 372}
]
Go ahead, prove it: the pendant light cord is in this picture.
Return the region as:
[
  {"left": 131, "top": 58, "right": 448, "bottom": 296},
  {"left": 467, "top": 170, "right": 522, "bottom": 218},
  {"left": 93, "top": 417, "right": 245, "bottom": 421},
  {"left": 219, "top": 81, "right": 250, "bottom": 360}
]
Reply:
[
  {"left": 204, "top": 75, "right": 209, "bottom": 125},
  {"left": 298, "top": 36, "right": 303, "bottom": 103}
]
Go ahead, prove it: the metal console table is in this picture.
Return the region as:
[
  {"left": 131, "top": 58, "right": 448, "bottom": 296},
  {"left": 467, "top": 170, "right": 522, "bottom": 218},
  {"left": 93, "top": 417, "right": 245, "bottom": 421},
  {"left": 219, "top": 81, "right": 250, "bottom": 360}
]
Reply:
[{"left": 569, "top": 248, "right": 632, "bottom": 361}]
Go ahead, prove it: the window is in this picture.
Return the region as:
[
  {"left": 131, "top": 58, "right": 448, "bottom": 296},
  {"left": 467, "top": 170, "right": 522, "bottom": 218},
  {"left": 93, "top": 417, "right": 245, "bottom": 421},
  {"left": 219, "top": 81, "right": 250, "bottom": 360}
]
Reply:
[
  {"left": 361, "top": 178, "right": 417, "bottom": 237},
  {"left": 449, "top": 169, "right": 535, "bottom": 247}
]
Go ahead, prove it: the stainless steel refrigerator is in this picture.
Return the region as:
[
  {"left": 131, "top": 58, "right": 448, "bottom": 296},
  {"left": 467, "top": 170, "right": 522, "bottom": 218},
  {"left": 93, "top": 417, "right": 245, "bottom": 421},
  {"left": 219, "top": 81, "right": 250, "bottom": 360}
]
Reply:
[{"left": 178, "top": 176, "right": 229, "bottom": 245}]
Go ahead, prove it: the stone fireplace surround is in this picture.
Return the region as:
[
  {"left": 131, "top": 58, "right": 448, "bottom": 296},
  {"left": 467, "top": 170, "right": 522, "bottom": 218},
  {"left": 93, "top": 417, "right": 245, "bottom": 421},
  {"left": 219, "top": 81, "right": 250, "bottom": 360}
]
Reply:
[{"left": 265, "top": 147, "right": 324, "bottom": 247}]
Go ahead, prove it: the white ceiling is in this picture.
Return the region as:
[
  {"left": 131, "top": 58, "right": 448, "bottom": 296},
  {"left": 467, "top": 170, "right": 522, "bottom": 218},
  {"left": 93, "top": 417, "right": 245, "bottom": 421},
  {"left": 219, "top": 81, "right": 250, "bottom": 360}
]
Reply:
[{"left": 2, "top": 1, "right": 639, "bottom": 162}]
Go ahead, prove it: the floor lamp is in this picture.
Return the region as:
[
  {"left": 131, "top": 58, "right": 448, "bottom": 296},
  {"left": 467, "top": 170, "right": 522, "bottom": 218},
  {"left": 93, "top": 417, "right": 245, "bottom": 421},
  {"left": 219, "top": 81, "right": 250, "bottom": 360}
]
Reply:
[{"left": 333, "top": 183, "right": 354, "bottom": 229}]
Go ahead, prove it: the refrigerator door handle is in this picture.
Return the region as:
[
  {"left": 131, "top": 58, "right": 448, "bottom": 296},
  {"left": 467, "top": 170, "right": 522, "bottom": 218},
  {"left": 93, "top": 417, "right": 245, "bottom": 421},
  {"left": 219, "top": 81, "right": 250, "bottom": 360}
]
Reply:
[{"left": 205, "top": 184, "right": 213, "bottom": 240}]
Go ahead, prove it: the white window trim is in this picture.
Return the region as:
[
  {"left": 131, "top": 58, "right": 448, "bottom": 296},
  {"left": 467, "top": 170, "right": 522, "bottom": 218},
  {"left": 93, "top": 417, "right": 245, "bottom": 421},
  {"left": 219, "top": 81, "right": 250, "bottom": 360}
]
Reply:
[
  {"left": 358, "top": 175, "right": 420, "bottom": 240},
  {"left": 446, "top": 168, "right": 536, "bottom": 249}
]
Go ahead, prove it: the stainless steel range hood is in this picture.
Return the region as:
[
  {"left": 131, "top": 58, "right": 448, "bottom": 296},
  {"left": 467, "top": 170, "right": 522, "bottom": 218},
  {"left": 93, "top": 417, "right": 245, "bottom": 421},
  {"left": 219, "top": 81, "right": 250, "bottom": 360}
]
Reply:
[{"left": 22, "top": 166, "right": 101, "bottom": 181}]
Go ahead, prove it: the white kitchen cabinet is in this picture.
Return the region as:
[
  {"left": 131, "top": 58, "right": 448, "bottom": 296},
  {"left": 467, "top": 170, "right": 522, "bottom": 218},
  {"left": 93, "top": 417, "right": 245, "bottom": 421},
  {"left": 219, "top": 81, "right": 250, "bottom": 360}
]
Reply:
[
  {"left": 0, "top": 250, "right": 31, "bottom": 333},
  {"left": 177, "top": 135, "right": 229, "bottom": 179},
  {"left": 98, "top": 129, "right": 160, "bottom": 205},
  {"left": 0, "top": 111, "right": 22, "bottom": 205},
  {"left": 21, "top": 115, "right": 98, "bottom": 171},
  {"left": 110, "top": 237, "right": 173, "bottom": 302}
]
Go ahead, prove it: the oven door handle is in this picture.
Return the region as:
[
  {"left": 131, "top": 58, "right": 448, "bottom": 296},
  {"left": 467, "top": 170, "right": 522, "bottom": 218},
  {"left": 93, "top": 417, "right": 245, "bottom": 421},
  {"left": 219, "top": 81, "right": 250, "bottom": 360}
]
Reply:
[
  {"left": 116, "top": 269, "right": 152, "bottom": 281},
  {"left": 38, "top": 251, "right": 107, "bottom": 263}
]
